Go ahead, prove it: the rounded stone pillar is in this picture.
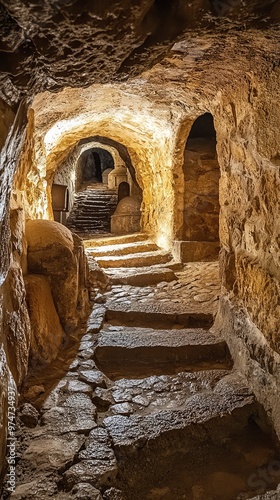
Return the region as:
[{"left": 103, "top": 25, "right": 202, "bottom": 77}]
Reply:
[
  {"left": 111, "top": 196, "right": 141, "bottom": 234},
  {"left": 108, "top": 165, "right": 128, "bottom": 189},
  {"left": 102, "top": 167, "right": 113, "bottom": 185}
]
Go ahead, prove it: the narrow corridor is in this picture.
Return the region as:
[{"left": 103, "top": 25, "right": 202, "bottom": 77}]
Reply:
[{"left": 3, "top": 236, "right": 279, "bottom": 500}]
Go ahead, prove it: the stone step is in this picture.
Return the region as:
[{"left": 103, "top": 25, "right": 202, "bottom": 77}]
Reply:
[
  {"left": 80, "top": 195, "right": 117, "bottom": 201},
  {"left": 94, "top": 326, "right": 232, "bottom": 378},
  {"left": 95, "top": 250, "right": 172, "bottom": 268},
  {"left": 68, "top": 221, "right": 109, "bottom": 228},
  {"left": 75, "top": 194, "right": 117, "bottom": 199},
  {"left": 105, "top": 306, "right": 213, "bottom": 328},
  {"left": 83, "top": 233, "right": 148, "bottom": 248},
  {"left": 87, "top": 241, "right": 159, "bottom": 257},
  {"left": 69, "top": 207, "right": 116, "bottom": 215},
  {"left": 103, "top": 371, "right": 258, "bottom": 452},
  {"left": 69, "top": 216, "right": 111, "bottom": 222},
  {"left": 74, "top": 208, "right": 115, "bottom": 214},
  {"left": 106, "top": 266, "right": 178, "bottom": 285},
  {"left": 67, "top": 187, "right": 119, "bottom": 234},
  {"left": 102, "top": 372, "right": 273, "bottom": 500},
  {"left": 73, "top": 200, "right": 116, "bottom": 207}
]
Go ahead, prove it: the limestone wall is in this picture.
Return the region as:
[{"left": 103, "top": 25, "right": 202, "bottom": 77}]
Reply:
[
  {"left": 183, "top": 138, "right": 220, "bottom": 243},
  {"left": 0, "top": 103, "right": 91, "bottom": 481},
  {"left": 30, "top": 86, "right": 183, "bottom": 249},
  {"left": 0, "top": 25, "right": 279, "bottom": 484},
  {"left": 213, "top": 68, "right": 280, "bottom": 435},
  {"left": 0, "top": 101, "right": 28, "bottom": 482}
]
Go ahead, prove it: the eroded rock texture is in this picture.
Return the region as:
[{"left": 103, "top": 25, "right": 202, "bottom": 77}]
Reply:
[
  {"left": 2, "top": 0, "right": 274, "bottom": 105},
  {"left": 26, "top": 220, "right": 89, "bottom": 331},
  {"left": 24, "top": 275, "right": 65, "bottom": 365},
  {"left": 0, "top": 0, "right": 279, "bottom": 491}
]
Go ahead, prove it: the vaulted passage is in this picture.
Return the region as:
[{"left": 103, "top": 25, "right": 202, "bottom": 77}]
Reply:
[
  {"left": 180, "top": 113, "right": 220, "bottom": 262},
  {"left": 79, "top": 148, "right": 114, "bottom": 185},
  {"left": 0, "top": 2, "right": 280, "bottom": 500},
  {"left": 2, "top": 232, "right": 279, "bottom": 500},
  {"left": 51, "top": 137, "right": 142, "bottom": 236}
]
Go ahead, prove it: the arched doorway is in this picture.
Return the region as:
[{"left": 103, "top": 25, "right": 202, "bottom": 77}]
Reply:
[
  {"left": 179, "top": 113, "right": 220, "bottom": 261},
  {"left": 79, "top": 147, "right": 114, "bottom": 186},
  {"left": 55, "top": 139, "right": 143, "bottom": 236}
]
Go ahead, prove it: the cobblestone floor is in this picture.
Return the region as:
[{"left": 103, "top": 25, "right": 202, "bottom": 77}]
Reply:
[
  {"left": 3, "top": 261, "right": 279, "bottom": 500},
  {"left": 104, "top": 262, "right": 220, "bottom": 317}
]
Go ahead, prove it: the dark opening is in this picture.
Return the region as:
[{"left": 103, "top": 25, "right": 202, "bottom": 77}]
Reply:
[
  {"left": 188, "top": 113, "right": 216, "bottom": 140},
  {"left": 118, "top": 181, "right": 130, "bottom": 202},
  {"left": 80, "top": 147, "right": 114, "bottom": 185},
  {"left": 93, "top": 152, "right": 102, "bottom": 182},
  {"left": 183, "top": 113, "right": 220, "bottom": 250}
]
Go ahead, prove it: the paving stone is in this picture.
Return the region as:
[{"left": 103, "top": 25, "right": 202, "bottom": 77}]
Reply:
[
  {"left": 79, "top": 369, "right": 108, "bottom": 388},
  {"left": 111, "top": 403, "right": 134, "bottom": 416},
  {"left": 10, "top": 475, "right": 60, "bottom": 499},
  {"left": 22, "top": 432, "right": 85, "bottom": 471},
  {"left": 107, "top": 371, "right": 229, "bottom": 416},
  {"left": 71, "top": 483, "right": 103, "bottom": 500},
  {"left": 92, "top": 387, "right": 114, "bottom": 409},
  {"left": 63, "top": 458, "right": 118, "bottom": 490},
  {"left": 62, "top": 393, "right": 97, "bottom": 411},
  {"left": 78, "top": 348, "right": 95, "bottom": 360},
  {"left": 79, "top": 340, "right": 95, "bottom": 351},
  {"left": 20, "top": 403, "right": 39, "bottom": 428},
  {"left": 132, "top": 395, "right": 150, "bottom": 407},
  {"left": 104, "top": 374, "right": 257, "bottom": 452},
  {"left": 87, "top": 305, "right": 106, "bottom": 334},
  {"left": 67, "top": 379, "right": 92, "bottom": 394},
  {"left": 103, "top": 488, "right": 125, "bottom": 500},
  {"left": 79, "top": 441, "right": 115, "bottom": 461},
  {"left": 112, "top": 389, "right": 133, "bottom": 403},
  {"left": 79, "top": 359, "right": 96, "bottom": 370},
  {"left": 42, "top": 395, "right": 97, "bottom": 434},
  {"left": 88, "top": 427, "right": 111, "bottom": 445}
]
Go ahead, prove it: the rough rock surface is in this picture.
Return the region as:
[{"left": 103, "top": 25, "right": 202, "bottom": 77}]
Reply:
[
  {"left": 2, "top": 261, "right": 30, "bottom": 386},
  {"left": 25, "top": 219, "right": 89, "bottom": 331},
  {"left": 0, "top": 0, "right": 279, "bottom": 494},
  {"left": 2, "top": 257, "right": 280, "bottom": 499},
  {"left": 2, "top": 1, "right": 277, "bottom": 104},
  {"left": 24, "top": 274, "right": 65, "bottom": 364},
  {"left": 95, "top": 326, "right": 231, "bottom": 377},
  {"left": 183, "top": 137, "right": 220, "bottom": 242}
]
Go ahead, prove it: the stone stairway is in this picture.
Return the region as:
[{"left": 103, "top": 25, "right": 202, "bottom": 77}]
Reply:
[
  {"left": 66, "top": 185, "right": 118, "bottom": 234},
  {"left": 85, "top": 233, "right": 180, "bottom": 284},
  {"left": 4, "top": 239, "right": 280, "bottom": 500}
]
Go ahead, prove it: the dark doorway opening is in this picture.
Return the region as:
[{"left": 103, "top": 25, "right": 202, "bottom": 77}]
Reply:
[
  {"left": 118, "top": 181, "right": 130, "bottom": 202},
  {"left": 79, "top": 147, "right": 114, "bottom": 186},
  {"left": 181, "top": 113, "right": 220, "bottom": 261}
]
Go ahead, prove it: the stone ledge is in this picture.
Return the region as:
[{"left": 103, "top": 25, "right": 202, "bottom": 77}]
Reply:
[{"left": 173, "top": 240, "right": 220, "bottom": 262}]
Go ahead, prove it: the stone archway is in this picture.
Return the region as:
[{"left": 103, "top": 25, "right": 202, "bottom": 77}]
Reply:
[
  {"left": 78, "top": 147, "right": 114, "bottom": 187},
  {"left": 174, "top": 113, "right": 220, "bottom": 262}
]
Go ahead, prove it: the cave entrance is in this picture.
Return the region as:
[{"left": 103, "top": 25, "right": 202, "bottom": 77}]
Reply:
[
  {"left": 79, "top": 147, "right": 114, "bottom": 187},
  {"left": 179, "top": 112, "right": 220, "bottom": 262},
  {"left": 54, "top": 138, "right": 143, "bottom": 236}
]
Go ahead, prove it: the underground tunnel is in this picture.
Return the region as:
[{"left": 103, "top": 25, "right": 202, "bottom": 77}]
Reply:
[{"left": 0, "top": 1, "right": 280, "bottom": 499}]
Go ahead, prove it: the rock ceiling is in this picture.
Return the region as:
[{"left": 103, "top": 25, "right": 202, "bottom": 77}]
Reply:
[{"left": 0, "top": 0, "right": 279, "bottom": 107}]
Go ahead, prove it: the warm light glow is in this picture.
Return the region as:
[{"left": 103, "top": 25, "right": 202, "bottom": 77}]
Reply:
[{"left": 32, "top": 85, "right": 180, "bottom": 251}]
